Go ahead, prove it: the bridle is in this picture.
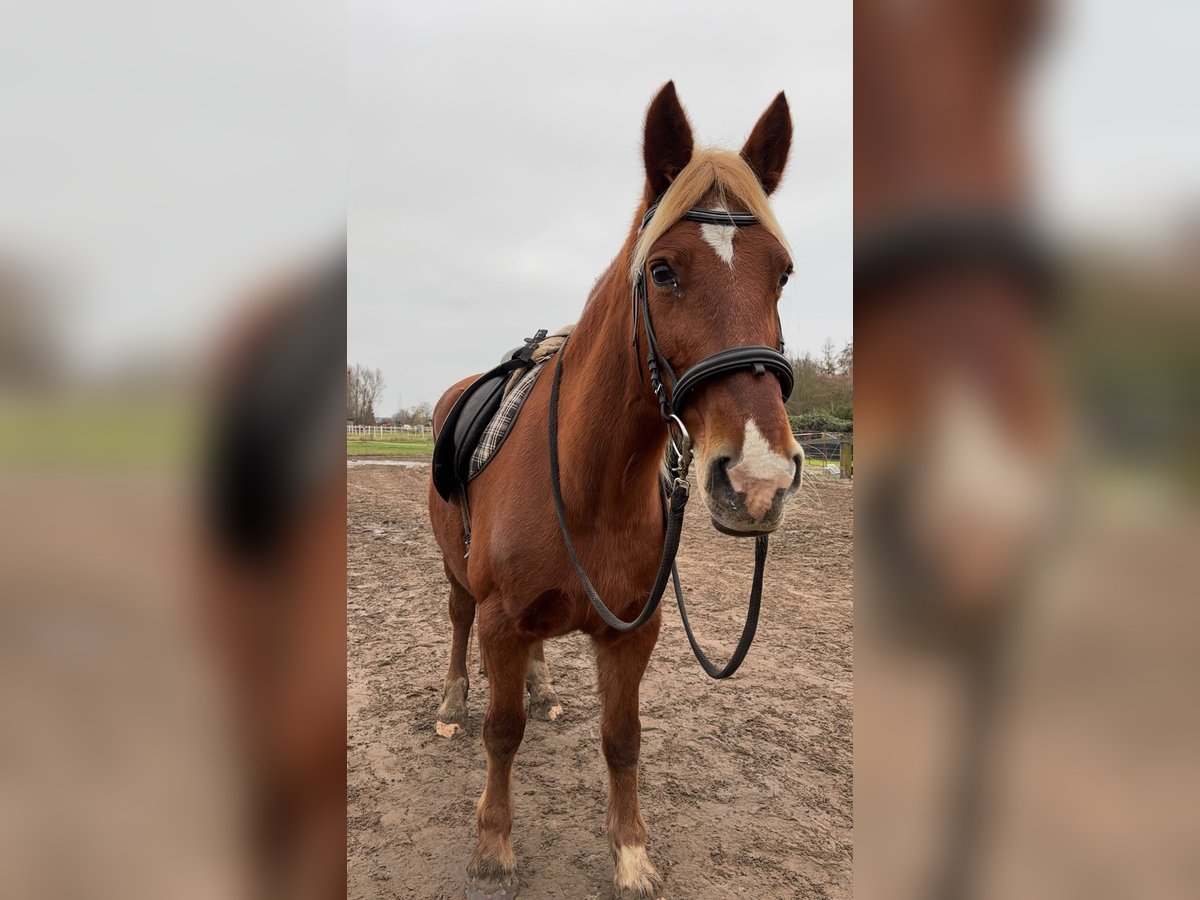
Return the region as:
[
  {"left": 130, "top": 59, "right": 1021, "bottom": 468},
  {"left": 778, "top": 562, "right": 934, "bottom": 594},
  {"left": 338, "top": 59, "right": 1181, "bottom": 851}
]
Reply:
[
  {"left": 549, "top": 202, "right": 794, "bottom": 678},
  {"left": 854, "top": 207, "right": 1056, "bottom": 314}
]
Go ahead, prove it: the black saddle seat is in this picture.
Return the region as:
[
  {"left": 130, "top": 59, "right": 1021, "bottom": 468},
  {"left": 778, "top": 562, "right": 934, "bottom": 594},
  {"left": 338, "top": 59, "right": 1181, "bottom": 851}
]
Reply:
[{"left": 431, "top": 331, "right": 547, "bottom": 501}]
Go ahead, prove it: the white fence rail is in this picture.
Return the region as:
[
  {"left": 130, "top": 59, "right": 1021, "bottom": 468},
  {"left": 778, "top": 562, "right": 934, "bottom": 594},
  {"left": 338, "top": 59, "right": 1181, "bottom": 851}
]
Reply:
[{"left": 347, "top": 424, "right": 432, "bottom": 439}]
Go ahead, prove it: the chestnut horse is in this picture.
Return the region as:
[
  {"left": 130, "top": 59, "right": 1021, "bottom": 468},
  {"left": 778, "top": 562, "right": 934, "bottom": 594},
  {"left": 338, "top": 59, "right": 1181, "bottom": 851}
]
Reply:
[{"left": 428, "top": 83, "right": 802, "bottom": 899}]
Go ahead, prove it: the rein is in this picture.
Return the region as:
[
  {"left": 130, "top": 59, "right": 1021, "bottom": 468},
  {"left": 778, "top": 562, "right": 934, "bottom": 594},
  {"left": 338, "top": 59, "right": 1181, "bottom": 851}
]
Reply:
[{"left": 548, "top": 204, "right": 793, "bottom": 679}]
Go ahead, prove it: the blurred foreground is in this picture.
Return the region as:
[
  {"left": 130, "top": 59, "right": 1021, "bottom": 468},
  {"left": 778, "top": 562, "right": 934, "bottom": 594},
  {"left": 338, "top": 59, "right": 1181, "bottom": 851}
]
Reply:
[
  {"left": 855, "top": 0, "right": 1199, "bottom": 897},
  {"left": 0, "top": 253, "right": 347, "bottom": 900},
  {"left": 0, "top": 2, "right": 345, "bottom": 897}
]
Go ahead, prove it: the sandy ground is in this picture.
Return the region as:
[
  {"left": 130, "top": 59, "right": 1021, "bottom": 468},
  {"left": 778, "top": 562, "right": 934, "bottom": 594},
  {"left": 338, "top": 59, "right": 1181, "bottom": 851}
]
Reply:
[{"left": 347, "top": 464, "right": 852, "bottom": 899}]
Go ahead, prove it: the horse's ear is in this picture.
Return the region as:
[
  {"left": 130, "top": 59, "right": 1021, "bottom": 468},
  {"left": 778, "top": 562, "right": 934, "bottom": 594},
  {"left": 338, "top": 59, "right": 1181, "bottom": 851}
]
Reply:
[
  {"left": 643, "top": 81, "right": 694, "bottom": 200},
  {"left": 740, "top": 92, "right": 792, "bottom": 195}
]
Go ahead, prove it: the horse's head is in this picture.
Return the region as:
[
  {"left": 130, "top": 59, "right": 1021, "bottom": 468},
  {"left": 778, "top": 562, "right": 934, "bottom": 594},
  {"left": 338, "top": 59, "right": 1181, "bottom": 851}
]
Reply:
[
  {"left": 634, "top": 83, "right": 801, "bottom": 536},
  {"left": 854, "top": 0, "right": 1062, "bottom": 626}
]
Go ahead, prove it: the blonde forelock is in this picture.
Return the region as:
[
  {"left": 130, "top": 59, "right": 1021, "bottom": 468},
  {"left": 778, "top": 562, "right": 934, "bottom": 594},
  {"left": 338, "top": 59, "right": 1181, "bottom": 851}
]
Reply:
[{"left": 630, "top": 148, "right": 791, "bottom": 281}]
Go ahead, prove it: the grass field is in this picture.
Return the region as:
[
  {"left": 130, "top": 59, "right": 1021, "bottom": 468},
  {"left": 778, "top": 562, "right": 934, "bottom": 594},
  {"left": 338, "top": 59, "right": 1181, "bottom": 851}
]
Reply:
[
  {"left": 346, "top": 434, "right": 434, "bottom": 457},
  {"left": 0, "top": 397, "right": 197, "bottom": 468}
]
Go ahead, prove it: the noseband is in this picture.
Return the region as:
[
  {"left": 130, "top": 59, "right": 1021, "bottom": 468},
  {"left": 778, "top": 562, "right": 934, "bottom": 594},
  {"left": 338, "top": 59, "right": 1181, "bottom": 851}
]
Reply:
[
  {"left": 854, "top": 207, "right": 1057, "bottom": 314},
  {"left": 548, "top": 202, "right": 794, "bottom": 678}
]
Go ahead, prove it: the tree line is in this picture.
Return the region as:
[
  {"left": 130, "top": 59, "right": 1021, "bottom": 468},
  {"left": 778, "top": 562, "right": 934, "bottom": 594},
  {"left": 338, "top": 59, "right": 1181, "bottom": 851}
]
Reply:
[
  {"left": 785, "top": 338, "right": 853, "bottom": 433},
  {"left": 346, "top": 363, "right": 434, "bottom": 426}
]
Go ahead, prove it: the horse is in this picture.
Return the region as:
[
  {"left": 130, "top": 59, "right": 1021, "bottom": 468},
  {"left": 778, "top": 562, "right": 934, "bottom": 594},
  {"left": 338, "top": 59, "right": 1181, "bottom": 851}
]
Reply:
[
  {"left": 202, "top": 255, "right": 347, "bottom": 900},
  {"left": 427, "top": 82, "right": 802, "bottom": 899},
  {"left": 853, "top": 2, "right": 1065, "bottom": 898}
]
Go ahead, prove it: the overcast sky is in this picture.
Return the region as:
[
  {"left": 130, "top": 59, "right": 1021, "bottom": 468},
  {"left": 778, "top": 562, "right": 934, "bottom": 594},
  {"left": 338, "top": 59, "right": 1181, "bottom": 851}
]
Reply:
[
  {"left": 1030, "top": 0, "right": 1200, "bottom": 241},
  {"left": 4, "top": 2, "right": 1196, "bottom": 389},
  {"left": 348, "top": 0, "right": 853, "bottom": 414}
]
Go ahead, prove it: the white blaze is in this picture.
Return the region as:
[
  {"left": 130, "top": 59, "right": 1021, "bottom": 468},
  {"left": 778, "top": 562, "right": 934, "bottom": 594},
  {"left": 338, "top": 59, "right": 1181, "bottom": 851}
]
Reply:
[
  {"left": 700, "top": 222, "right": 737, "bottom": 266},
  {"left": 911, "top": 379, "right": 1057, "bottom": 598},
  {"left": 725, "top": 419, "right": 797, "bottom": 519}
]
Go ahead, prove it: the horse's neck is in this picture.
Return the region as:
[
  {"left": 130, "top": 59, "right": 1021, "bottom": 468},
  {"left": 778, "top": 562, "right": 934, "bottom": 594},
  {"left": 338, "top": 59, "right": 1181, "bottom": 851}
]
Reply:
[{"left": 557, "top": 256, "right": 667, "bottom": 506}]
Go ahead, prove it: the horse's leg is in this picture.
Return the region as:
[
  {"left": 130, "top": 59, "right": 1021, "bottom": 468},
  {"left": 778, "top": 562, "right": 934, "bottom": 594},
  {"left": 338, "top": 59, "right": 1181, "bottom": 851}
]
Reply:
[
  {"left": 477, "top": 626, "right": 487, "bottom": 677},
  {"left": 436, "top": 573, "right": 475, "bottom": 738},
  {"left": 596, "top": 628, "right": 663, "bottom": 899},
  {"left": 468, "top": 615, "right": 529, "bottom": 899},
  {"left": 525, "top": 640, "right": 563, "bottom": 721}
]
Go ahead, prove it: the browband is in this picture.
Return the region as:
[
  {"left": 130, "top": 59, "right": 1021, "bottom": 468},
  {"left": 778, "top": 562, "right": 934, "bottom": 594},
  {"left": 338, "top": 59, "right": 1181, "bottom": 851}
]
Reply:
[{"left": 640, "top": 202, "right": 761, "bottom": 233}]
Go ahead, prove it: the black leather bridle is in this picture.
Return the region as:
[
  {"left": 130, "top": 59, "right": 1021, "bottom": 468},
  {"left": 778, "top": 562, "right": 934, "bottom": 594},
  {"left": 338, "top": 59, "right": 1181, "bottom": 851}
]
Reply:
[
  {"left": 548, "top": 203, "right": 794, "bottom": 678},
  {"left": 854, "top": 207, "right": 1057, "bottom": 313}
]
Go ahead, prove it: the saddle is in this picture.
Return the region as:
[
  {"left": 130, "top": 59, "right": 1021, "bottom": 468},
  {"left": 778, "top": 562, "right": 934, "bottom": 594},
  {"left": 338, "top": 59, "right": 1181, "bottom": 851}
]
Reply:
[{"left": 431, "top": 328, "right": 568, "bottom": 502}]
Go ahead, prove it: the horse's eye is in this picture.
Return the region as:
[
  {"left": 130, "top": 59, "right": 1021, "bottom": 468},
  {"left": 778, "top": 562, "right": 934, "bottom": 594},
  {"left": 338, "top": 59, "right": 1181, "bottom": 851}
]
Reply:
[
  {"left": 650, "top": 262, "right": 676, "bottom": 287},
  {"left": 779, "top": 272, "right": 789, "bottom": 288}
]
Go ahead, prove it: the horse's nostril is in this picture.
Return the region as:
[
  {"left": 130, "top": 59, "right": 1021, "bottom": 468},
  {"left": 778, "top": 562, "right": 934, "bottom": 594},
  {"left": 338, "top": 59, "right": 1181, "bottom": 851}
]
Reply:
[{"left": 707, "top": 456, "right": 733, "bottom": 494}]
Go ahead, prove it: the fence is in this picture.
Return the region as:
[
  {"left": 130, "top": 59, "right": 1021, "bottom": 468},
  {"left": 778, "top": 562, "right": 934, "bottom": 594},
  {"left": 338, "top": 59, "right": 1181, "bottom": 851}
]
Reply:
[
  {"left": 347, "top": 423, "right": 432, "bottom": 439},
  {"left": 794, "top": 431, "right": 853, "bottom": 479},
  {"left": 346, "top": 423, "right": 850, "bottom": 475}
]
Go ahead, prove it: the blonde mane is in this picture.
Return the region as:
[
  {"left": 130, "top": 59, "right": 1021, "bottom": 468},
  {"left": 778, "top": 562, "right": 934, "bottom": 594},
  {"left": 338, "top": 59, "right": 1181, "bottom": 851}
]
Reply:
[{"left": 630, "top": 148, "right": 791, "bottom": 282}]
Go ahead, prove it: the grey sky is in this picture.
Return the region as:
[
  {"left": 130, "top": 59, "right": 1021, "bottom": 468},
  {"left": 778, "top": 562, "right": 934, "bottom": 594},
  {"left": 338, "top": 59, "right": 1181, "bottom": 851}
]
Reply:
[
  {"left": 348, "top": 0, "right": 852, "bottom": 414},
  {"left": 1, "top": 0, "right": 343, "bottom": 377},
  {"left": 4, "top": 1, "right": 1195, "bottom": 388},
  {"left": 1031, "top": 0, "right": 1200, "bottom": 239}
]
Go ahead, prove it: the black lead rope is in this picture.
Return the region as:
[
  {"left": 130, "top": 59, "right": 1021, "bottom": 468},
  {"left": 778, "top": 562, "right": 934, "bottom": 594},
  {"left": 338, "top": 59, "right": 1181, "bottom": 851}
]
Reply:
[
  {"left": 548, "top": 333, "right": 769, "bottom": 678},
  {"left": 669, "top": 537, "right": 768, "bottom": 679}
]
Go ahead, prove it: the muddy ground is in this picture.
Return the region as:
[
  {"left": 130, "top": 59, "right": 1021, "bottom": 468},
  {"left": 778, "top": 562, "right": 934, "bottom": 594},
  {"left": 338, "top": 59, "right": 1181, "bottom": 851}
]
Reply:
[{"left": 347, "top": 463, "right": 852, "bottom": 899}]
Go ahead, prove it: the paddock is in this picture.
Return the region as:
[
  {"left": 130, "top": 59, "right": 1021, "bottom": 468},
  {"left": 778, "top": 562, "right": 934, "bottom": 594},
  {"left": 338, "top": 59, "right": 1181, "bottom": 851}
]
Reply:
[{"left": 347, "top": 462, "right": 852, "bottom": 899}]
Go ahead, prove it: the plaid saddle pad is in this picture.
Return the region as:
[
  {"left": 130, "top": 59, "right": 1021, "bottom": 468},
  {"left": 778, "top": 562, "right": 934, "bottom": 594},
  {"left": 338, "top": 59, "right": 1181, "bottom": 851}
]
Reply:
[{"left": 466, "top": 330, "right": 568, "bottom": 480}]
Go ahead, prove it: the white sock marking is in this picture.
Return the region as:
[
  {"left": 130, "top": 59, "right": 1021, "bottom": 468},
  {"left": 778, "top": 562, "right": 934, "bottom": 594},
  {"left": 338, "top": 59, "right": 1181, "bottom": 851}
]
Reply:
[{"left": 614, "top": 844, "right": 660, "bottom": 894}]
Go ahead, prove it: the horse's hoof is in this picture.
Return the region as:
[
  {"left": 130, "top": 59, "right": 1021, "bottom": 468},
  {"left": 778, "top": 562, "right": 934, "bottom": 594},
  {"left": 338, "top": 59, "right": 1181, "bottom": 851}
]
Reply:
[
  {"left": 611, "top": 886, "right": 663, "bottom": 900},
  {"left": 528, "top": 691, "right": 563, "bottom": 722},
  {"left": 437, "top": 678, "right": 469, "bottom": 737},
  {"left": 466, "top": 870, "right": 518, "bottom": 900}
]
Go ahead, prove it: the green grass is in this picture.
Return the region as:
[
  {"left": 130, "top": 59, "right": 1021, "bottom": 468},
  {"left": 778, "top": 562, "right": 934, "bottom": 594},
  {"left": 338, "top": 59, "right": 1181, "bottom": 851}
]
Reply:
[
  {"left": 0, "top": 397, "right": 197, "bottom": 468},
  {"left": 803, "top": 454, "right": 840, "bottom": 468},
  {"left": 346, "top": 436, "right": 434, "bottom": 457}
]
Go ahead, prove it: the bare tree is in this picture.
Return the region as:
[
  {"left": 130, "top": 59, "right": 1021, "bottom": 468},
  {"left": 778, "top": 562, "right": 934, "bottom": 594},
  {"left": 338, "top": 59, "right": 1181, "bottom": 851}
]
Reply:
[
  {"left": 410, "top": 401, "right": 432, "bottom": 426},
  {"left": 837, "top": 341, "right": 853, "bottom": 378},
  {"left": 390, "top": 400, "right": 433, "bottom": 427},
  {"left": 820, "top": 337, "right": 838, "bottom": 376},
  {"left": 347, "top": 364, "right": 386, "bottom": 424}
]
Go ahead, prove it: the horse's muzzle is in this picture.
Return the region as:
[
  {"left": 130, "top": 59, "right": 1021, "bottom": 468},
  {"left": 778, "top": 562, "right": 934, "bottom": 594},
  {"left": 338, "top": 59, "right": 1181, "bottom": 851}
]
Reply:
[{"left": 704, "top": 452, "right": 801, "bottom": 534}]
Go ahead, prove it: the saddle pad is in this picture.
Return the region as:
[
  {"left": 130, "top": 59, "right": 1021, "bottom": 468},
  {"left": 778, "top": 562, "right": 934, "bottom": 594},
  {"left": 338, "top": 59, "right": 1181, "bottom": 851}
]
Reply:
[{"left": 467, "top": 357, "right": 549, "bottom": 480}]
